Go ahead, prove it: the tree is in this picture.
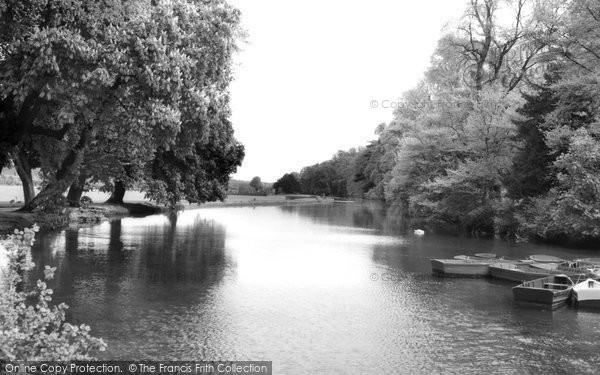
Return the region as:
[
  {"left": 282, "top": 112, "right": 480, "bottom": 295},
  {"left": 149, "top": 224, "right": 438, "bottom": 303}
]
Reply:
[
  {"left": 249, "top": 176, "right": 263, "bottom": 193},
  {"left": 446, "top": 0, "right": 552, "bottom": 92},
  {"left": 145, "top": 119, "right": 244, "bottom": 205},
  {"left": 0, "top": 0, "right": 244, "bottom": 211},
  {"left": 273, "top": 173, "right": 302, "bottom": 194}
]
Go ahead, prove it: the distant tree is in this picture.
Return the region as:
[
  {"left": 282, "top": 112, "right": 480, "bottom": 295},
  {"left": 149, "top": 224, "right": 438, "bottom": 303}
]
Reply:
[
  {"left": 249, "top": 176, "right": 263, "bottom": 192},
  {"left": 273, "top": 173, "right": 302, "bottom": 194}
]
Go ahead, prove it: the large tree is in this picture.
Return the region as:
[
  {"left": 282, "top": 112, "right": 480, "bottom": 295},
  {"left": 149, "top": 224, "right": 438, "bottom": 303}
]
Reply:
[{"left": 0, "top": 0, "right": 244, "bottom": 210}]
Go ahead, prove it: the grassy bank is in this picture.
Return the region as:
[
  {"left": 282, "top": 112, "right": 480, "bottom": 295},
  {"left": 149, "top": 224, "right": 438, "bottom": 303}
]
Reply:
[
  {"left": 0, "top": 185, "right": 335, "bottom": 233},
  {"left": 0, "top": 203, "right": 165, "bottom": 234}
]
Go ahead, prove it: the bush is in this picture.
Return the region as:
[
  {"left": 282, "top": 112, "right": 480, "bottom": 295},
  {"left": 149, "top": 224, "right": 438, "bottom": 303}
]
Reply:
[
  {"left": 80, "top": 196, "right": 93, "bottom": 209},
  {"left": 0, "top": 227, "right": 106, "bottom": 360}
]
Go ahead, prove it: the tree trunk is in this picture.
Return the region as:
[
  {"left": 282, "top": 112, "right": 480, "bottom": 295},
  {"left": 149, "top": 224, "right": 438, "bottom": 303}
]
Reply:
[
  {"left": 13, "top": 146, "right": 35, "bottom": 205},
  {"left": 106, "top": 180, "right": 126, "bottom": 204},
  {"left": 21, "top": 125, "right": 94, "bottom": 212},
  {"left": 66, "top": 173, "right": 87, "bottom": 207}
]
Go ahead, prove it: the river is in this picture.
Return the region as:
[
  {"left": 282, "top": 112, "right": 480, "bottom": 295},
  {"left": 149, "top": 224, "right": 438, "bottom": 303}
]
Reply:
[{"left": 28, "top": 202, "right": 600, "bottom": 374}]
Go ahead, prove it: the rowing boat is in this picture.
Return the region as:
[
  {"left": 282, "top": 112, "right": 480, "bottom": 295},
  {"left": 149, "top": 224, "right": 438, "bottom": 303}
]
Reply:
[
  {"left": 512, "top": 275, "right": 574, "bottom": 309},
  {"left": 489, "top": 263, "right": 554, "bottom": 282},
  {"left": 528, "top": 255, "right": 566, "bottom": 263},
  {"left": 431, "top": 258, "right": 517, "bottom": 277}
]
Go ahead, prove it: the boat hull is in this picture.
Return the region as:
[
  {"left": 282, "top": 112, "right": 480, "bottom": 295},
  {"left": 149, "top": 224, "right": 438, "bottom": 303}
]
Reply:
[
  {"left": 572, "top": 279, "right": 600, "bottom": 308},
  {"left": 529, "top": 255, "right": 566, "bottom": 263},
  {"left": 489, "top": 264, "right": 551, "bottom": 283},
  {"left": 573, "top": 295, "right": 600, "bottom": 308},
  {"left": 431, "top": 259, "right": 490, "bottom": 277}
]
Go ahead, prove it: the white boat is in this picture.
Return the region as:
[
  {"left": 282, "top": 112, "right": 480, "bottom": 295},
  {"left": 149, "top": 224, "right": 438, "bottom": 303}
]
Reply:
[{"left": 572, "top": 278, "right": 600, "bottom": 308}]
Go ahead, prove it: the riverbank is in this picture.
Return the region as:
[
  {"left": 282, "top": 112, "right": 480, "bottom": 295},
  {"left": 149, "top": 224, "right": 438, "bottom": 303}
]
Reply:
[
  {"left": 0, "top": 203, "right": 165, "bottom": 234},
  {"left": 0, "top": 194, "right": 336, "bottom": 234}
]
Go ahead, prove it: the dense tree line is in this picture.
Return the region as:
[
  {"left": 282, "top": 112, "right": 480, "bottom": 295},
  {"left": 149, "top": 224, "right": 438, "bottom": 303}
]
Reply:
[
  {"left": 0, "top": 0, "right": 244, "bottom": 210},
  {"left": 292, "top": 0, "right": 600, "bottom": 245}
]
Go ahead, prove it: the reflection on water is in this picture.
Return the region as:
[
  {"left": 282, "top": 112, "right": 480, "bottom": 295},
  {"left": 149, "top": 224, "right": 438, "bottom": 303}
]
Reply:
[{"left": 29, "top": 202, "right": 599, "bottom": 374}]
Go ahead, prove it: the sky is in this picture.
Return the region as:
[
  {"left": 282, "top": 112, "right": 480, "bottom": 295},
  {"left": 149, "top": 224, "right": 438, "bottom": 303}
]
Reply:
[{"left": 228, "top": 0, "right": 467, "bottom": 182}]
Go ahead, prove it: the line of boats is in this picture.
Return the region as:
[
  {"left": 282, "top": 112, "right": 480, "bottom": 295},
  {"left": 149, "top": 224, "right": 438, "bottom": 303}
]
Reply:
[{"left": 431, "top": 253, "right": 600, "bottom": 309}]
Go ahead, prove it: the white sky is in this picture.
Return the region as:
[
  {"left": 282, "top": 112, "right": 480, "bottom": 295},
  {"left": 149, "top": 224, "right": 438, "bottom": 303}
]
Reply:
[{"left": 228, "top": 0, "right": 467, "bottom": 182}]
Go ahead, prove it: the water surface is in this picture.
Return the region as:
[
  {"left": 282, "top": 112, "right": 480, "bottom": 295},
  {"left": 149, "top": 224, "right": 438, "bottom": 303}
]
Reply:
[{"left": 29, "top": 203, "right": 600, "bottom": 374}]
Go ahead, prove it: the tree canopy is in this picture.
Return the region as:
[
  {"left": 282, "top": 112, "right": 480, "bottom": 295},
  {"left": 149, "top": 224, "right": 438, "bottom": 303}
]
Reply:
[
  {"left": 0, "top": 0, "right": 244, "bottom": 210},
  {"left": 296, "top": 0, "right": 600, "bottom": 244},
  {"left": 273, "top": 173, "right": 301, "bottom": 194}
]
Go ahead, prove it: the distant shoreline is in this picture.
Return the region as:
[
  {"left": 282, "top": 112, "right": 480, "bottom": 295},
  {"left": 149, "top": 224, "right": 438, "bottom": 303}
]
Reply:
[{"left": 189, "top": 195, "right": 335, "bottom": 209}]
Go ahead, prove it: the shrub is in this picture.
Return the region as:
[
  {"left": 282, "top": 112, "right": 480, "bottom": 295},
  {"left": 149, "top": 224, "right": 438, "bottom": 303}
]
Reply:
[
  {"left": 80, "top": 196, "right": 93, "bottom": 209},
  {"left": 0, "top": 227, "right": 106, "bottom": 360}
]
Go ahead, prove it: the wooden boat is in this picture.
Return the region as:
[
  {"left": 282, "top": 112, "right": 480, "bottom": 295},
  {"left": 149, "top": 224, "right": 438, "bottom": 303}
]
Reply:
[
  {"left": 528, "top": 255, "right": 566, "bottom": 263},
  {"left": 572, "top": 278, "right": 600, "bottom": 308},
  {"left": 576, "top": 258, "right": 600, "bottom": 266},
  {"left": 512, "top": 275, "right": 574, "bottom": 309},
  {"left": 431, "top": 259, "right": 491, "bottom": 276},
  {"left": 489, "top": 263, "right": 553, "bottom": 282},
  {"left": 558, "top": 262, "right": 600, "bottom": 279},
  {"left": 474, "top": 253, "right": 496, "bottom": 259},
  {"left": 529, "top": 262, "right": 562, "bottom": 271},
  {"left": 431, "top": 258, "right": 516, "bottom": 277},
  {"left": 491, "top": 263, "right": 585, "bottom": 282}
]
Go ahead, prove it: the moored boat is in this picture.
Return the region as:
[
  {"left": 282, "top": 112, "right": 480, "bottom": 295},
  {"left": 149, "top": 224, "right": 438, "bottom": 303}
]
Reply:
[
  {"left": 431, "top": 259, "right": 491, "bottom": 276},
  {"left": 453, "top": 255, "right": 470, "bottom": 260},
  {"left": 558, "top": 261, "right": 600, "bottom": 279},
  {"left": 512, "top": 275, "right": 574, "bottom": 309},
  {"left": 528, "top": 255, "right": 566, "bottom": 263},
  {"left": 489, "top": 263, "right": 553, "bottom": 282},
  {"left": 431, "top": 258, "right": 517, "bottom": 277},
  {"left": 491, "top": 263, "right": 585, "bottom": 282},
  {"left": 529, "top": 262, "right": 563, "bottom": 271},
  {"left": 575, "top": 257, "right": 600, "bottom": 266},
  {"left": 474, "top": 253, "right": 496, "bottom": 259},
  {"left": 572, "top": 278, "right": 600, "bottom": 308}
]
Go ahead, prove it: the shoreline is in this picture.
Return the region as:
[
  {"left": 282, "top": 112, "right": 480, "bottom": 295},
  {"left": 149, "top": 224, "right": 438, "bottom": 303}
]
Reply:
[
  {"left": 0, "top": 196, "right": 337, "bottom": 234},
  {"left": 186, "top": 196, "right": 335, "bottom": 209}
]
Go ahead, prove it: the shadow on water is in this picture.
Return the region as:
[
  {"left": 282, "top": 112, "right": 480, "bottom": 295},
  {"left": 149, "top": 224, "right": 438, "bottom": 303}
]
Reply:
[
  {"left": 279, "top": 201, "right": 408, "bottom": 235},
  {"left": 28, "top": 214, "right": 232, "bottom": 358}
]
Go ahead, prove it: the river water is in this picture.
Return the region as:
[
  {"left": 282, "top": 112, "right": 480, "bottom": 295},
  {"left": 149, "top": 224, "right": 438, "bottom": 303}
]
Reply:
[{"left": 29, "top": 202, "right": 600, "bottom": 374}]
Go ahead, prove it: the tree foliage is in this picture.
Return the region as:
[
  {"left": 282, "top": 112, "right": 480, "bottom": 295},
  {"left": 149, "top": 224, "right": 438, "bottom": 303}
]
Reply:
[
  {"left": 0, "top": 0, "right": 244, "bottom": 210},
  {"left": 299, "top": 0, "right": 600, "bottom": 244},
  {"left": 273, "top": 173, "right": 302, "bottom": 194}
]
